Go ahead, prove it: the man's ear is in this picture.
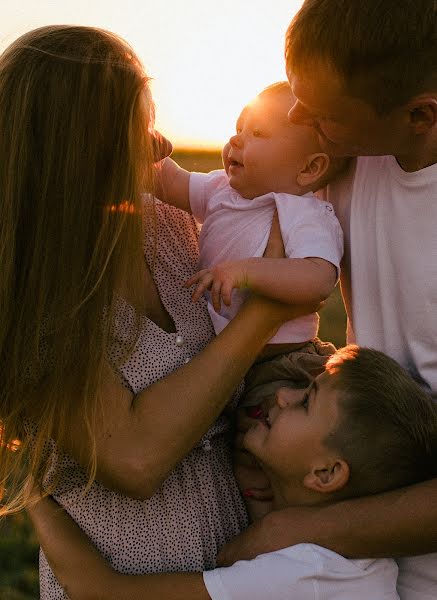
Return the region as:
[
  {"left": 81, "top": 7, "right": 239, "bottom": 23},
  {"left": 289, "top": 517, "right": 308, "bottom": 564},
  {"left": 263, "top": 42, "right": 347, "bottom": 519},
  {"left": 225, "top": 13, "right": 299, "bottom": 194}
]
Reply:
[
  {"left": 406, "top": 97, "right": 437, "bottom": 134},
  {"left": 297, "top": 153, "right": 330, "bottom": 188},
  {"left": 303, "top": 458, "right": 349, "bottom": 494}
]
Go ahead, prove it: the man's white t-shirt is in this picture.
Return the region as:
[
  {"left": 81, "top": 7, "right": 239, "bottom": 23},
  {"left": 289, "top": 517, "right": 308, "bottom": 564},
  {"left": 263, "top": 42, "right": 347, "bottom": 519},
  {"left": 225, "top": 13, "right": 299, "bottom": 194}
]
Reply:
[
  {"left": 189, "top": 170, "right": 343, "bottom": 344},
  {"left": 323, "top": 155, "right": 437, "bottom": 600},
  {"left": 203, "top": 543, "right": 399, "bottom": 600}
]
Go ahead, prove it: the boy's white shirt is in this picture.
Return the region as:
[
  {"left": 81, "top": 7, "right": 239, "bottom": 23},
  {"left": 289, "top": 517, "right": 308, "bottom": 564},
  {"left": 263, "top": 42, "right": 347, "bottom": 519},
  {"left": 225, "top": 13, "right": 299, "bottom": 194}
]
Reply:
[
  {"left": 189, "top": 169, "right": 343, "bottom": 343},
  {"left": 321, "top": 154, "right": 437, "bottom": 600},
  {"left": 203, "top": 543, "right": 399, "bottom": 600}
]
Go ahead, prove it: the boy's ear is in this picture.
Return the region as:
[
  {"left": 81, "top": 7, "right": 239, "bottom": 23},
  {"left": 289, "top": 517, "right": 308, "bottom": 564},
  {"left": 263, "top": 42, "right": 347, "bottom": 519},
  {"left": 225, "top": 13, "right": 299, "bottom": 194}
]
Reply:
[
  {"left": 406, "top": 97, "right": 437, "bottom": 134},
  {"left": 303, "top": 458, "right": 349, "bottom": 494},
  {"left": 297, "top": 153, "right": 330, "bottom": 188}
]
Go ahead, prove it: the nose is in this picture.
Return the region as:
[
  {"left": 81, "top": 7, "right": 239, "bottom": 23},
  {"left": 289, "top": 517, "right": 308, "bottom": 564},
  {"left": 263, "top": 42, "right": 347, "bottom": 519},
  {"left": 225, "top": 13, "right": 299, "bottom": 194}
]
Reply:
[
  {"left": 151, "top": 130, "right": 173, "bottom": 163},
  {"left": 229, "top": 132, "right": 242, "bottom": 148},
  {"left": 274, "top": 387, "right": 295, "bottom": 409},
  {"left": 288, "top": 100, "right": 314, "bottom": 127}
]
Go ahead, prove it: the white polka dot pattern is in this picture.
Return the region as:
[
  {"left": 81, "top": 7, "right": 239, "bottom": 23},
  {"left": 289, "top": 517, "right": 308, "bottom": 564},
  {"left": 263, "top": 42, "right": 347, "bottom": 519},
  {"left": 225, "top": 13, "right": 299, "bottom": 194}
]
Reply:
[{"left": 39, "top": 200, "right": 248, "bottom": 598}]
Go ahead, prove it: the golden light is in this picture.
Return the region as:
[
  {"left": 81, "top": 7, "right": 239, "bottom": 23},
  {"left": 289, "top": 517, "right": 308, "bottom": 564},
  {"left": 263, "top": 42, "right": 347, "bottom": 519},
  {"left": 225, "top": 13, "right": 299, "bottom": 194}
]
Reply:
[
  {"left": 0, "top": 422, "right": 21, "bottom": 452},
  {"left": 1, "top": 0, "right": 304, "bottom": 149}
]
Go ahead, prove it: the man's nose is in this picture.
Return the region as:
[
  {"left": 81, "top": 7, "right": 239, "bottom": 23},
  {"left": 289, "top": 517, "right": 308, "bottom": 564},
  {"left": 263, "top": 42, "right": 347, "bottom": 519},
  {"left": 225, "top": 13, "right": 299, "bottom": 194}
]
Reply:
[{"left": 288, "top": 101, "right": 314, "bottom": 127}]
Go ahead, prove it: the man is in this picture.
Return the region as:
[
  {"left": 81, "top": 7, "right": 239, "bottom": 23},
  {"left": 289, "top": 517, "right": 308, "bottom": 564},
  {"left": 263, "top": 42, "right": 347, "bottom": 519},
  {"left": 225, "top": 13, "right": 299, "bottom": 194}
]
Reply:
[{"left": 218, "top": 2, "right": 437, "bottom": 599}]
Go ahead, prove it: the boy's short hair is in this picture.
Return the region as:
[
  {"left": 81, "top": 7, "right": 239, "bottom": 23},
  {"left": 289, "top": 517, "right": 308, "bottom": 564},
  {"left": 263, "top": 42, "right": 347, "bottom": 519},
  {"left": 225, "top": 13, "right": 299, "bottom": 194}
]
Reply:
[
  {"left": 325, "top": 346, "right": 437, "bottom": 500},
  {"left": 285, "top": 0, "right": 437, "bottom": 114}
]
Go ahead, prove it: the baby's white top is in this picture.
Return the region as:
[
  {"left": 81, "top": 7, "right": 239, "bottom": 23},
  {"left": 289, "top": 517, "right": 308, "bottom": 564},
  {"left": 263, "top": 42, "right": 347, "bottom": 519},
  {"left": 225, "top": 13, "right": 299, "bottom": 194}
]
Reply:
[{"left": 189, "top": 170, "right": 343, "bottom": 344}]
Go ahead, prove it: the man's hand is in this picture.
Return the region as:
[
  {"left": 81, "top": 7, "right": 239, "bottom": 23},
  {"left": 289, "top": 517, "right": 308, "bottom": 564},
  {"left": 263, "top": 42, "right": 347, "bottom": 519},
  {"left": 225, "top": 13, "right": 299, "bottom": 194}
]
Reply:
[
  {"left": 184, "top": 260, "right": 249, "bottom": 313},
  {"left": 217, "top": 505, "right": 318, "bottom": 566}
]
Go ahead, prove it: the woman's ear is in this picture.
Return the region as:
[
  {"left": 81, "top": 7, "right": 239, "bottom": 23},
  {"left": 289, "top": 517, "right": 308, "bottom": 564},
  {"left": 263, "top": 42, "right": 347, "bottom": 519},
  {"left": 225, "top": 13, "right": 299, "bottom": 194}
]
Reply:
[
  {"left": 406, "top": 97, "right": 437, "bottom": 134},
  {"left": 303, "top": 458, "right": 349, "bottom": 494},
  {"left": 297, "top": 153, "right": 330, "bottom": 188}
]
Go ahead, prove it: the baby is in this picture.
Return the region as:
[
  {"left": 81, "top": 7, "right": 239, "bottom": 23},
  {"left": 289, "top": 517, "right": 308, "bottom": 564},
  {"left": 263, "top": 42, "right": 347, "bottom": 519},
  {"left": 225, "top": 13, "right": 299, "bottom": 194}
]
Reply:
[
  {"left": 157, "top": 82, "right": 345, "bottom": 356},
  {"left": 28, "top": 345, "right": 437, "bottom": 599}
]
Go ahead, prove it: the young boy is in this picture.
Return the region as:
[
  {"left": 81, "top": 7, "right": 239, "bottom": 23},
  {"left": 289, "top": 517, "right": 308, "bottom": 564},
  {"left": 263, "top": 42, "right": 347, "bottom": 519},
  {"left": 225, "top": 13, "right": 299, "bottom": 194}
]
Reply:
[
  {"left": 27, "top": 345, "right": 437, "bottom": 599},
  {"left": 157, "top": 82, "right": 345, "bottom": 354}
]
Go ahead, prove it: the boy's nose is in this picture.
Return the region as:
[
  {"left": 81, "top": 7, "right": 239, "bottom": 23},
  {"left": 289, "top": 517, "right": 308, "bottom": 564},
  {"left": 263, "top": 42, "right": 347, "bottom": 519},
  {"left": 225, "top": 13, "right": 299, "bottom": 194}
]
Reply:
[
  {"left": 288, "top": 101, "right": 314, "bottom": 127},
  {"left": 275, "top": 387, "right": 294, "bottom": 408}
]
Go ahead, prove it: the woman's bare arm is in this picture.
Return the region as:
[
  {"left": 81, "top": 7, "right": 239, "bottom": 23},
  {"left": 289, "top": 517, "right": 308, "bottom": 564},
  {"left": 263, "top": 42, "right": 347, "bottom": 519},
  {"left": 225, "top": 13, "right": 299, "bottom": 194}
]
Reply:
[
  {"left": 64, "top": 296, "right": 319, "bottom": 499},
  {"left": 27, "top": 495, "right": 210, "bottom": 600},
  {"left": 217, "top": 478, "right": 437, "bottom": 565}
]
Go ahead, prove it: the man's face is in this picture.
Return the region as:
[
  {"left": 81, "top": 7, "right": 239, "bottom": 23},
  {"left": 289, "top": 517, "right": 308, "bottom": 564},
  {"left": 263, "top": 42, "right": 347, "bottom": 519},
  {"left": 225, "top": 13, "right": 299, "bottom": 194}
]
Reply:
[
  {"left": 287, "top": 60, "right": 410, "bottom": 158},
  {"left": 243, "top": 371, "right": 340, "bottom": 485}
]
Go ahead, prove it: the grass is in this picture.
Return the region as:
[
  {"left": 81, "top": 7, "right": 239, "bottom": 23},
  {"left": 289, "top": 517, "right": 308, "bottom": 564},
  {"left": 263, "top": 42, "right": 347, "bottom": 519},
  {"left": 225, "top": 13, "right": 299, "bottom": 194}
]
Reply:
[{"left": 0, "top": 149, "right": 347, "bottom": 598}]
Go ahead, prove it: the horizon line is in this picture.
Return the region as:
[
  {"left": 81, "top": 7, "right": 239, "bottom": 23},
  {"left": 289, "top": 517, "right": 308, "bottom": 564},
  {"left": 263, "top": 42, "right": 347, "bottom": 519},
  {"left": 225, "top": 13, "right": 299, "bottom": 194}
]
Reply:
[{"left": 173, "top": 145, "right": 222, "bottom": 153}]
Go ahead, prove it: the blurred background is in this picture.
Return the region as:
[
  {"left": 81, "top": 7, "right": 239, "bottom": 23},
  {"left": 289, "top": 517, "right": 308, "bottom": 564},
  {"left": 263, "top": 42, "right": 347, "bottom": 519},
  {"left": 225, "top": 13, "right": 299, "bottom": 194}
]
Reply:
[{"left": 1, "top": 2, "right": 347, "bottom": 597}]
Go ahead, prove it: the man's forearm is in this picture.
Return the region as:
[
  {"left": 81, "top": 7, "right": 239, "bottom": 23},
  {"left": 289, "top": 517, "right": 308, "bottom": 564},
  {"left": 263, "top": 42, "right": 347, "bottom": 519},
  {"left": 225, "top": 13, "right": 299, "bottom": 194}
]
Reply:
[{"left": 218, "top": 478, "right": 437, "bottom": 565}]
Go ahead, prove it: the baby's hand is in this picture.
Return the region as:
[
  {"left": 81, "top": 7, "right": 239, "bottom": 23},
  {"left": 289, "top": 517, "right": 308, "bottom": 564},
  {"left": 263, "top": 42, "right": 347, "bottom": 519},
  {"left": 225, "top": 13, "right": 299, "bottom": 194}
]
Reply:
[{"left": 184, "top": 260, "right": 249, "bottom": 312}]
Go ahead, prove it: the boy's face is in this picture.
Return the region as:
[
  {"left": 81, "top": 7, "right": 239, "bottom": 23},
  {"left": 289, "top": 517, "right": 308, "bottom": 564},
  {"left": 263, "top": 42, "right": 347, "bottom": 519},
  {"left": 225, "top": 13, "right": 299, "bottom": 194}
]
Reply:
[
  {"left": 222, "top": 90, "right": 321, "bottom": 199},
  {"left": 287, "top": 59, "right": 410, "bottom": 158},
  {"left": 243, "top": 370, "right": 340, "bottom": 486}
]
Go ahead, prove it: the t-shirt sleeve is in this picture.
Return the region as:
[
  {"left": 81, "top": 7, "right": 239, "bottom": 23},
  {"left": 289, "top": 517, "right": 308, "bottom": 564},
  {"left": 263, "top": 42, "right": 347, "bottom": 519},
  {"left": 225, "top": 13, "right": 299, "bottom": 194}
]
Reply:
[
  {"left": 202, "top": 547, "right": 317, "bottom": 600},
  {"left": 276, "top": 194, "right": 344, "bottom": 277},
  {"left": 202, "top": 545, "right": 398, "bottom": 600},
  {"left": 189, "top": 169, "right": 229, "bottom": 224}
]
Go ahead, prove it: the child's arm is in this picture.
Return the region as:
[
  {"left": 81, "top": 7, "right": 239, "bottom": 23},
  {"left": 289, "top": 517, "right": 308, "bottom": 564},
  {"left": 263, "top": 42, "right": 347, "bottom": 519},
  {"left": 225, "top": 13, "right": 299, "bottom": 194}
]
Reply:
[
  {"left": 154, "top": 157, "right": 192, "bottom": 213},
  {"left": 27, "top": 496, "right": 210, "bottom": 600},
  {"left": 186, "top": 257, "right": 337, "bottom": 313}
]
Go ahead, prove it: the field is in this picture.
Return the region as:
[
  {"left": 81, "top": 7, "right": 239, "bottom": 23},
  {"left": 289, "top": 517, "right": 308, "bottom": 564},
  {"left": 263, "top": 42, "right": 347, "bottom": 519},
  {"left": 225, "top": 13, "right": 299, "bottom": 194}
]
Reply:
[{"left": 0, "top": 149, "right": 346, "bottom": 599}]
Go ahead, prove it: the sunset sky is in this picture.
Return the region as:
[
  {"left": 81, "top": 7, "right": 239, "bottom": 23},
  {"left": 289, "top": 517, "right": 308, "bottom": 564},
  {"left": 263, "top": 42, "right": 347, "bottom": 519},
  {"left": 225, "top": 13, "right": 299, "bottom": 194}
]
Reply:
[{"left": 2, "top": 0, "right": 304, "bottom": 148}]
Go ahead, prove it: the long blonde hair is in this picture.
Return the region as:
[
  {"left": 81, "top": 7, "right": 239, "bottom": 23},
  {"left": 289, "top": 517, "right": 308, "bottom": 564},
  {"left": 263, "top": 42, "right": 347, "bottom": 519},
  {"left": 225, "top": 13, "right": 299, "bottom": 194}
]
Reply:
[{"left": 0, "top": 25, "right": 156, "bottom": 515}]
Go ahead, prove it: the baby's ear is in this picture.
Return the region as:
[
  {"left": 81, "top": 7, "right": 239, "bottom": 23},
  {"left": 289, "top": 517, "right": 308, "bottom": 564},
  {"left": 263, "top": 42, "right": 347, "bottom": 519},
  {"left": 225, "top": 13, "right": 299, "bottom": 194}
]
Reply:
[
  {"left": 297, "top": 153, "right": 330, "bottom": 188},
  {"left": 303, "top": 458, "right": 349, "bottom": 494}
]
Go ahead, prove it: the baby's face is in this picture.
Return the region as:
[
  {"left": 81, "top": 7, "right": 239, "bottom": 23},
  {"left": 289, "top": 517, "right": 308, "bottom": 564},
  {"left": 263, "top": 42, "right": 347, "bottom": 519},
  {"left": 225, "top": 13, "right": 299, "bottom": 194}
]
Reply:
[
  {"left": 244, "top": 370, "right": 341, "bottom": 484},
  {"left": 222, "top": 89, "right": 321, "bottom": 199}
]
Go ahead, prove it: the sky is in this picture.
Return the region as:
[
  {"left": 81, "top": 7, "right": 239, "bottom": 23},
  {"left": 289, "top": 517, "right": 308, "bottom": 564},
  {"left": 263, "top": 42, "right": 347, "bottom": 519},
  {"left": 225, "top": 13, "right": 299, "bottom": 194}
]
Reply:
[{"left": 1, "top": 0, "right": 304, "bottom": 149}]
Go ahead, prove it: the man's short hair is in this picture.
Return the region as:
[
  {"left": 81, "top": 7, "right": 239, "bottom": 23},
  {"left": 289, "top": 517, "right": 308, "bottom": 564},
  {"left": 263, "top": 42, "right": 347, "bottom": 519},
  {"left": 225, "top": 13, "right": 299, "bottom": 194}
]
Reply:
[
  {"left": 285, "top": 0, "right": 437, "bottom": 114},
  {"left": 325, "top": 346, "right": 437, "bottom": 499}
]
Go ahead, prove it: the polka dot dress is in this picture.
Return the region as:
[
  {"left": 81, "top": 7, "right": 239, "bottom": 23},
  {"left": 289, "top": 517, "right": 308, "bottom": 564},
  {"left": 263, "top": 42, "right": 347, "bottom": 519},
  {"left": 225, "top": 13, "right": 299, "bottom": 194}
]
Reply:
[{"left": 39, "top": 199, "right": 248, "bottom": 598}]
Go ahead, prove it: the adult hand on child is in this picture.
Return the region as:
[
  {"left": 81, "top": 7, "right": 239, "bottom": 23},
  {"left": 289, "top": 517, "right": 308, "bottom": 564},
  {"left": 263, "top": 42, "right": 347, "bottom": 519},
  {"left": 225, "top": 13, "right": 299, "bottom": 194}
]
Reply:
[{"left": 263, "top": 208, "right": 285, "bottom": 259}]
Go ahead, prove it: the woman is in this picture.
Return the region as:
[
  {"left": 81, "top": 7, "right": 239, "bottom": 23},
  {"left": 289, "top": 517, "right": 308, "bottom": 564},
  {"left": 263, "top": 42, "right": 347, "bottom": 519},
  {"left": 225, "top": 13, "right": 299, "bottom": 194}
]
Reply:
[{"left": 0, "top": 25, "right": 311, "bottom": 597}]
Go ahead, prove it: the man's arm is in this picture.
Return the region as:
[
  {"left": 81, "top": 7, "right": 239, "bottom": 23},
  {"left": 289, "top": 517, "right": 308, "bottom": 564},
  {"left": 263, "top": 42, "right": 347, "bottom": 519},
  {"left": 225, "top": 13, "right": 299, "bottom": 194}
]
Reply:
[
  {"left": 27, "top": 495, "right": 210, "bottom": 600},
  {"left": 154, "top": 157, "right": 191, "bottom": 213},
  {"left": 217, "top": 478, "right": 437, "bottom": 566},
  {"left": 186, "top": 257, "right": 337, "bottom": 313}
]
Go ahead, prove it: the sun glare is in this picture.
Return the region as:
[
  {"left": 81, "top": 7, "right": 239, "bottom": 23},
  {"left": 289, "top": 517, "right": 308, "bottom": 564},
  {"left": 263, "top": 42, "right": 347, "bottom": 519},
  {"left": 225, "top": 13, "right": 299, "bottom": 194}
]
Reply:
[{"left": 2, "top": 0, "right": 304, "bottom": 149}]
